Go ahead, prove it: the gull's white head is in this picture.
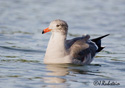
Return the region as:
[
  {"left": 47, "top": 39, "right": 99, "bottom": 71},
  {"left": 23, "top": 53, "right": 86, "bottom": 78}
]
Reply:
[{"left": 42, "top": 19, "right": 68, "bottom": 34}]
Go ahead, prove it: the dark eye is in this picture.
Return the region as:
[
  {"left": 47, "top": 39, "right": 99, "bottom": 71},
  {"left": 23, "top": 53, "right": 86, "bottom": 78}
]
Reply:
[{"left": 56, "top": 25, "right": 60, "bottom": 27}]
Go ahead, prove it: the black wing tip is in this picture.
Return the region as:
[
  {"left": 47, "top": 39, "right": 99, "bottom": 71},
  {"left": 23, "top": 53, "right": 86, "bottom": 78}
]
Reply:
[
  {"left": 96, "top": 47, "right": 105, "bottom": 52},
  {"left": 92, "top": 34, "right": 110, "bottom": 53},
  {"left": 98, "top": 34, "right": 110, "bottom": 40},
  {"left": 102, "top": 34, "right": 110, "bottom": 38},
  {"left": 104, "top": 34, "right": 110, "bottom": 36},
  {"left": 91, "top": 34, "right": 110, "bottom": 42}
]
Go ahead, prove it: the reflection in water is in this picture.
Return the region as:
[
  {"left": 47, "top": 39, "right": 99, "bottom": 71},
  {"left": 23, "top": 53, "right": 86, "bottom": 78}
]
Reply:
[
  {"left": 43, "top": 64, "right": 101, "bottom": 88},
  {"left": 43, "top": 64, "right": 113, "bottom": 87},
  {"left": 43, "top": 64, "right": 70, "bottom": 88}
]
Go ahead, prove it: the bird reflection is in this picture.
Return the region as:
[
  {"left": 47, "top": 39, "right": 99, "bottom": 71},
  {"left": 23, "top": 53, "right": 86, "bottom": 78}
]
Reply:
[
  {"left": 43, "top": 64, "right": 70, "bottom": 88},
  {"left": 43, "top": 64, "right": 101, "bottom": 88}
]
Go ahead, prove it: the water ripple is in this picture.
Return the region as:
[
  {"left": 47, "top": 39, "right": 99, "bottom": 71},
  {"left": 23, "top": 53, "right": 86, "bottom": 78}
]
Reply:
[{"left": 0, "top": 46, "right": 45, "bottom": 53}]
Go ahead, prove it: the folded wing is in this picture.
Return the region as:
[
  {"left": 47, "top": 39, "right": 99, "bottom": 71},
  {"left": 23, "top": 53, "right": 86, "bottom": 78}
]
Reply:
[{"left": 66, "top": 35, "right": 97, "bottom": 64}]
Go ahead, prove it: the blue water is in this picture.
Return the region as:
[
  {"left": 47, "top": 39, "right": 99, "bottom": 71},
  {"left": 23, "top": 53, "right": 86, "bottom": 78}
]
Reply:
[{"left": 0, "top": 0, "right": 125, "bottom": 88}]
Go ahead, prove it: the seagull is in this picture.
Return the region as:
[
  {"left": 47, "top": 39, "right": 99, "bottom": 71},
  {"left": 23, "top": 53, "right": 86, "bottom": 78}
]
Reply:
[{"left": 42, "top": 19, "right": 109, "bottom": 65}]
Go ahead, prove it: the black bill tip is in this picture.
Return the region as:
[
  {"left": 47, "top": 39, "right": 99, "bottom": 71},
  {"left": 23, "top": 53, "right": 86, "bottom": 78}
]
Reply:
[{"left": 42, "top": 31, "right": 44, "bottom": 34}]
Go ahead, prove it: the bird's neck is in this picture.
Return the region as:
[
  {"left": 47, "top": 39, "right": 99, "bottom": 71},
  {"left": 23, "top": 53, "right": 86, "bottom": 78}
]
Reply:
[{"left": 45, "top": 32, "right": 67, "bottom": 58}]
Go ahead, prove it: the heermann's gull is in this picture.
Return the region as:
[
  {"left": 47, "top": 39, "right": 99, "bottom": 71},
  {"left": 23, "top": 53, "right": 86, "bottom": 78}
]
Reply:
[{"left": 42, "top": 19, "right": 109, "bottom": 65}]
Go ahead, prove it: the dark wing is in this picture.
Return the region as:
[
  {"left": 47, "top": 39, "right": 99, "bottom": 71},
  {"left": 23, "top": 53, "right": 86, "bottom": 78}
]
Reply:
[
  {"left": 68, "top": 35, "right": 97, "bottom": 65},
  {"left": 66, "top": 37, "right": 83, "bottom": 50}
]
